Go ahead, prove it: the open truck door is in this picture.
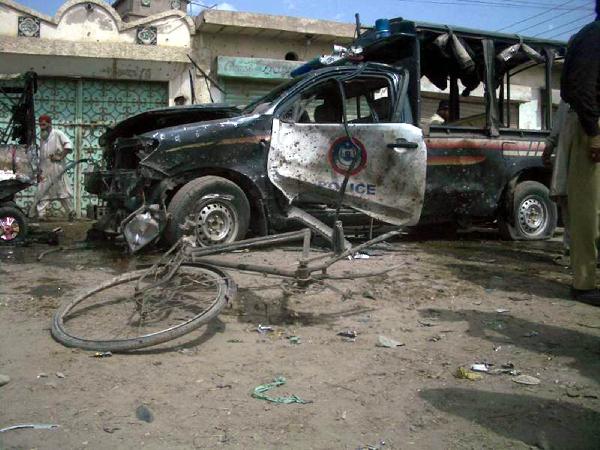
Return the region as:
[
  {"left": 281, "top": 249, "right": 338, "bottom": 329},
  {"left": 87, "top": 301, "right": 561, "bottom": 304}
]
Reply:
[{"left": 267, "top": 65, "right": 426, "bottom": 226}]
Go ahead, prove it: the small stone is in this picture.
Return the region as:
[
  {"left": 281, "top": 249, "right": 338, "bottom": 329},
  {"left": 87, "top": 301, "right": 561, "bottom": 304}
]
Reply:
[
  {"left": 45, "top": 382, "right": 57, "bottom": 389},
  {"left": 0, "top": 374, "right": 10, "bottom": 386},
  {"left": 136, "top": 405, "right": 154, "bottom": 423},
  {"left": 363, "top": 290, "right": 376, "bottom": 300},
  {"left": 56, "top": 372, "right": 65, "bottom": 379},
  {"left": 37, "top": 373, "right": 48, "bottom": 379}
]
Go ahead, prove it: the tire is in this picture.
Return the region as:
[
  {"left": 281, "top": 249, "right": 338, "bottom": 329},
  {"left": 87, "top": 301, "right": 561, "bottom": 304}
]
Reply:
[
  {"left": 51, "top": 263, "right": 236, "bottom": 352},
  {"left": 499, "top": 181, "right": 557, "bottom": 240},
  {"left": 0, "top": 205, "right": 28, "bottom": 245},
  {"left": 164, "top": 176, "right": 250, "bottom": 247}
]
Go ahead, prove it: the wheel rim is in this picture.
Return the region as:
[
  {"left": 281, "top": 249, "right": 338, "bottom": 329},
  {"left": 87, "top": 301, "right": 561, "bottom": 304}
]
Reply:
[
  {"left": 517, "top": 195, "right": 548, "bottom": 238},
  {"left": 194, "top": 201, "right": 238, "bottom": 246},
  {"left": 0, "top": 215, "right": 20, "bottom": 241},
  {"left": 54, "top": 266, "right": 231, "bottom": 347}
]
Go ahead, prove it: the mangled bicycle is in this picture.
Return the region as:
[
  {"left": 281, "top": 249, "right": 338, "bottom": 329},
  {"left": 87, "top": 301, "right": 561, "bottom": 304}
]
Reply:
[{"left": 51, "top": 227, "right": 399, "bottom": 352}]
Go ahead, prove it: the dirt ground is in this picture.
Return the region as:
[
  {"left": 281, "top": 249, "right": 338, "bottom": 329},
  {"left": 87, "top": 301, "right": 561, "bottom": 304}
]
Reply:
[{"left": 1, "top": 221, "right": 599, "bottom": 450}]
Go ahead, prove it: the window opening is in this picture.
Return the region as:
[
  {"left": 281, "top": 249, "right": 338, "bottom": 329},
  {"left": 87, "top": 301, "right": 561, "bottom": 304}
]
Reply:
[
  {"left": 280, "top": 76, "right": 399, "bottom": 124},
  {"left": 285, "top": 52, "right": 299, "bottom": 61}
]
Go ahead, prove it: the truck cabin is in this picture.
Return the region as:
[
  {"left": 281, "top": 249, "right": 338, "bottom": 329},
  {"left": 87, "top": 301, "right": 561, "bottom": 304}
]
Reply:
[{"left": 353, "top": 19, "right": 566, "bottom": 136}]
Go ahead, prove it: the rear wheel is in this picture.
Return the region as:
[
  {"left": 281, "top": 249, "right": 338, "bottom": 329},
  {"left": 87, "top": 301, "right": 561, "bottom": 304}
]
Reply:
[
  {"left": 164, "top": 176, "right": 250, "bottom": 247},
  {"left": 499, "top": 181, "right": 557, "bottom": 240},
  {"left": 0, "top": 205, "right": 28, "bottom": 244}
]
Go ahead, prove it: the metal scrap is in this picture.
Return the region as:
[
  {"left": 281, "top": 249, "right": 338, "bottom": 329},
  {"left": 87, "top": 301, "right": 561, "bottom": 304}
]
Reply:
[
  {"left": 251, "top": 376, "right": 310, "bottom": 404},
  {"left": 0, "top": 424, "right": 59, "bottom": 433}
]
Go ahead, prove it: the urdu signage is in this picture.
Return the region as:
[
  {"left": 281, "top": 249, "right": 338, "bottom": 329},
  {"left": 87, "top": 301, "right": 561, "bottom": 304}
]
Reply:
[{"left": 217, "top": 56, "right": 303, "bottom": 81}]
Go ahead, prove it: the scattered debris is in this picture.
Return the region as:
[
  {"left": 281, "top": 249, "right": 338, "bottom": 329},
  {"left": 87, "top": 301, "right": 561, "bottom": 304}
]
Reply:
[
  {"left": 216, "top": 383, "right": 232, "bottom": 389},
  {"left": 470, "top": 363, "right": 489, "bottom": 373},
  {"left": 287, "top": 336, "right": 301, "bottom": 345},
  {"left": 251, "top": 376, "right": 310, "bottom": 404},
  {"left": 489, "top": 362, "right": 520, "bottom": 376},
  {"left": 348, "top": 253, "right": 370, "bottom": 260},
  {"left": 103, "top": 426, "right": 120, "bottom": 433},
  {"left": 37, "top": 373, "right": 48, "bottom": 379},
  {"left": 0, "top": 374, "right": 9, "bottom": 387},
  {"left": 429, "top": 335, "right": 443, "bottom": 342},
  {"left": 523, "top": 331, "right": 540, "bottom": 338},
  {"left": 135, "top": 405, "right": 154, "bottom": 423},
  {"left": 92, "top": 352, "right": 112, "bottom": 358},
  {"left": 496, "top": 308, "right": 510, "bottom": 313},
  {"left": 256, "top": 325, "right": 274, "bottom": 334},
  {"left": 337, "top": 330, "right": 358, "bottom": 341},
  {"left": 512, "top": 375, "right": 541, "bottom": 385},
  {"left": 376, "top": 335, "right": 404, "bottom": 348},
  {"left": 417, "top": 319, "right": 437, "bottom": 327},
  {"left": 0, "top": 424, "right": 59, "bottom": 433},
  {"left": 454, "top": 367, "right": 483, "bottom": 381},
  {"left": 493, "top": 345, "right": 502, "bottom": 352},
  {"left": 227, "top": 339, "right": 243, "bottom": 343},
  {"left": 358, "top": 439, "right": 386, "bottom": 450}
]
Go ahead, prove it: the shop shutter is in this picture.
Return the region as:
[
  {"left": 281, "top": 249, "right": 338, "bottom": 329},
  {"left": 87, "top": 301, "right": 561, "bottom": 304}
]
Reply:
[{"left": 221, "top": 78, "right": 282, "bottom": 107}]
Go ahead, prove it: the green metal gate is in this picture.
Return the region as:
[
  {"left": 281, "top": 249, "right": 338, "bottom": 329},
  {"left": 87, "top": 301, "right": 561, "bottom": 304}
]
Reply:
[{"left": 16, "top": 77, "right": 168, "bottom": 217}]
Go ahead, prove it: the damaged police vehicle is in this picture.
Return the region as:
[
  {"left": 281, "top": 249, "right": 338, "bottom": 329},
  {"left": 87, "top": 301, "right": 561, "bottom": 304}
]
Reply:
[{"left": 85, "top": 18, "right": 565, "bottom": 251}]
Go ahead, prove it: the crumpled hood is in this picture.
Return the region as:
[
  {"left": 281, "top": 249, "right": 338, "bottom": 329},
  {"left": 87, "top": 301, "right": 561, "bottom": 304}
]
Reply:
[
  {"left": 138, "top": 114, "right": 270, "bottom": 176},
  {"left": 101, "top": 103, "right": 241, "bottom": 146}
]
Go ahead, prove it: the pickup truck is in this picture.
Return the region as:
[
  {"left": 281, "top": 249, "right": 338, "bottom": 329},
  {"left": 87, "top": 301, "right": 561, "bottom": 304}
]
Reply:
[{"left": 85, "top": 18, "right": 565, "bottom": 250}]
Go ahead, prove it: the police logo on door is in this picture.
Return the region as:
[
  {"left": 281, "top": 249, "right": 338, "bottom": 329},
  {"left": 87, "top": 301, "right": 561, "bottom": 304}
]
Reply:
[{"left": 328, "top": 137, "right": 367, "bottom": 176}]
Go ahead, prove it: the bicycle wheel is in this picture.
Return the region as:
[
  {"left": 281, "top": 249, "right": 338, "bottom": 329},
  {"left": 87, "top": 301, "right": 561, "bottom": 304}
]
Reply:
[{"left": 51, "top": 263, "right": 236, "bottom": 352}]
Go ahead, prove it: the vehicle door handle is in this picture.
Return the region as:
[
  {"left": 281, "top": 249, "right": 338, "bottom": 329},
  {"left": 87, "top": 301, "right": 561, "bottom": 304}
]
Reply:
[{"left": 387, "top": 140, "right": 418, "bottom": 149}]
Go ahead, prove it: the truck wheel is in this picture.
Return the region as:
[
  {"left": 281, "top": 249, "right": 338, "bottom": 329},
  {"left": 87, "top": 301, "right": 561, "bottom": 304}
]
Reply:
[
  {"left": 165, "top": 176, "right": 250, "bottom": 246},
  {"left": 499, "top": 181, "right": 557, "bottom": 240},
  {"left": 0, "top": 205, "right": 28, "bottom": 244}
]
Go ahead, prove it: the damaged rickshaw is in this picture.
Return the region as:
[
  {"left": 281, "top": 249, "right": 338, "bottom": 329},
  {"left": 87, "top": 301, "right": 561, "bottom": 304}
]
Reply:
[{"left": 0, "top": 72, "right": 37, "bottom": 244}]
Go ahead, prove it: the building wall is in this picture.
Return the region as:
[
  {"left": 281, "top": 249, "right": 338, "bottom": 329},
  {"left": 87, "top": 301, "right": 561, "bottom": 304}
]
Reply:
[
  {"left": 0, "top": 0, "right": 195, "bottom": 103},
  {"left": 191, "top": 34, "right": 338, "bottom": 104},
  {"left": 0, "top": 0, "right": 193, "bottom": 47},
  {"left": 113, "top": 0, "right": 187, "bottom": 22}
]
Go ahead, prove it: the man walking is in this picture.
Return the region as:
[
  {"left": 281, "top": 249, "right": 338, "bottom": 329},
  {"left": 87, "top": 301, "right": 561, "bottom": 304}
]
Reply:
[
  {"left": 36, "top": 114, "right": 75, "bottom": 220},
  {"left": 561, "top": 4, "right": 600, "bottom": 305}
]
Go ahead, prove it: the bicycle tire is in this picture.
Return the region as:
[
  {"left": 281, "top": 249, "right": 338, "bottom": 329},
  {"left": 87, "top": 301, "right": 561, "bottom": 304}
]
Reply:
[{"left": 51, "top": 263, "right": 236, "bottom": 352}]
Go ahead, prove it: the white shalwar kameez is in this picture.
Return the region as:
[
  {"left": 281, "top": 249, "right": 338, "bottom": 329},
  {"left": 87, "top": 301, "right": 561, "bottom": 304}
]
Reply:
[{"left": 36, "top": 128, "right": 74, "bottom": 218}]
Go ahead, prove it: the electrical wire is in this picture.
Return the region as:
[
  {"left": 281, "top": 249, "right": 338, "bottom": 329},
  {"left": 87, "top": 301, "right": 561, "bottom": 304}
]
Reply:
[
  {"left": 547, "top": 21, "right": 594, "bottom": 39},
  {"left": 496, "top": 1, "right": 573, "bottom": 31},
  {"left": 531, "top": 13, "right": 595, "bottom": 37},
  {"left": 393, "top": 0, "right": 592, "bottom": 10},
  {"left": 514, "top": 7, "right": 582, "bottom": 34},
  {"left": 496, "top": 0, "right": 573, "bottom": 33}
]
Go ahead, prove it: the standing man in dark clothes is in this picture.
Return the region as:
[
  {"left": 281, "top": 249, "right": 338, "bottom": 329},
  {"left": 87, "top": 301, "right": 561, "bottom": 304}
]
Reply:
[{"left": 561, "top": 1, "right": 600, "bottom": 306}]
